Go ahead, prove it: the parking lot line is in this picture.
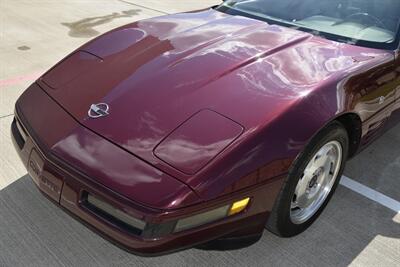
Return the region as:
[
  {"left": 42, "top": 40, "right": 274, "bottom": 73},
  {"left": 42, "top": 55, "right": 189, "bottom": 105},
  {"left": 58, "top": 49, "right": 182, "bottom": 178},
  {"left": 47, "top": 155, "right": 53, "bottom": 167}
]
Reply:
[
  {"left": 0, "top": 72, "right": 41, "bottom": 87},
  {"left": 340, "top": 176, "right": 400, "bottom": 213}
]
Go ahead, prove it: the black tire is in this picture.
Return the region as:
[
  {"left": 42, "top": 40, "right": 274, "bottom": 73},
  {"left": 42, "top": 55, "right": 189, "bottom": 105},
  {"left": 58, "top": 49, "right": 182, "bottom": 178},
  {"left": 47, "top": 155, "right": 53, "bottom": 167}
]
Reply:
[{"left": 266, "top": 121, "right": 349, "bottom": 237}]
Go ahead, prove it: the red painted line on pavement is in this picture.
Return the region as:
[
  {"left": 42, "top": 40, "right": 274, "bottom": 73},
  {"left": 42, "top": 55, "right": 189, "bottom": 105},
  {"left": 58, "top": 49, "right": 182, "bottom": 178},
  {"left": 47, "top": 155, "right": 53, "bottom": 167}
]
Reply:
[{"left": 0, "top": 72, "right": 42, "bottom": 87}]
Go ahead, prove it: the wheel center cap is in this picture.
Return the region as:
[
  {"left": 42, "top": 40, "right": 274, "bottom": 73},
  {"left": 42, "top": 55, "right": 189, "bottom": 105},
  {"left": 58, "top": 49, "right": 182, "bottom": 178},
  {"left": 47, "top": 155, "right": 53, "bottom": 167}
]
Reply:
[
  {"left": 309, "top": 167, "right": 324, "bottom": 188},
  {"left": 309, "top": 176, "right": 318, "bottom": 188}
]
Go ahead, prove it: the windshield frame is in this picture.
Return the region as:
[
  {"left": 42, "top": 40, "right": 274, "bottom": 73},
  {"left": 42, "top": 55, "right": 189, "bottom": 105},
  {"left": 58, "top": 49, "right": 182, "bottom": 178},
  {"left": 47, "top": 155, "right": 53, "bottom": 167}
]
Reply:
[{"left": 215, "top": 1, "right": 400, "bottom": 51}]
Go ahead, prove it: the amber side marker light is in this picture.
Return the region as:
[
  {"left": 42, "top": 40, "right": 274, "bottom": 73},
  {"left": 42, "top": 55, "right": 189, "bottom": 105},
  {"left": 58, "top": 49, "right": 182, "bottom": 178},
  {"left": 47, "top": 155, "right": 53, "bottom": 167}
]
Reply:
[{"left": 229, "top": 197, "right": 250, "bottom": 216}]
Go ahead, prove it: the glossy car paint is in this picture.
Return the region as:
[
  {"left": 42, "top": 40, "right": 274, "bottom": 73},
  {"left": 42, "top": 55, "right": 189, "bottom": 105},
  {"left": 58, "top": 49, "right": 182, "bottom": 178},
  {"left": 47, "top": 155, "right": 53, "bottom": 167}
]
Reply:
[
  {"left": 13, "top": 83, "right": 285, "bottom": 254},
  {"left": 11, "top": 8, "right": 400, "bottom": 254}
]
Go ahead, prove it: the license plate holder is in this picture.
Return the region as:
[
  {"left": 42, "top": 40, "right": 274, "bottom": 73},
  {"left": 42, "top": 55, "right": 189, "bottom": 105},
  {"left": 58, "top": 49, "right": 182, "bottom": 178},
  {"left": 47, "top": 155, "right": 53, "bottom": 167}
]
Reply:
[{"left": 29, "top": 148, "right": 63, "bottom": 203}]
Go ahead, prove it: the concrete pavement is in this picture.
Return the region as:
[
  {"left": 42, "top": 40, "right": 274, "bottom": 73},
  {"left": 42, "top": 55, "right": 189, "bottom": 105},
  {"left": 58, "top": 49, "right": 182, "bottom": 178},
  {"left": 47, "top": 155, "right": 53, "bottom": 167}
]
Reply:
[{"left": 1, "top": 1, "right": 399, "bottom": 266}]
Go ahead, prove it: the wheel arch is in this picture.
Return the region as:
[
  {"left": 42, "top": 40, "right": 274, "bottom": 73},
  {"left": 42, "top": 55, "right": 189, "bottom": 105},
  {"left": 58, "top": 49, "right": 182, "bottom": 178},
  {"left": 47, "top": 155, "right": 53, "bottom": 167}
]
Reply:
[{"left": 334, "top": 113, "right": 362, "bottom": 159}]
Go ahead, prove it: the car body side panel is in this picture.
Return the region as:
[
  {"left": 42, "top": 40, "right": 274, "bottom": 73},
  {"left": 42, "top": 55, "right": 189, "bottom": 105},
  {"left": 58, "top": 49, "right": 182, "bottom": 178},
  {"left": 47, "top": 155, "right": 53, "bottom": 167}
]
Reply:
[
  {"left": 347, "top": 57, "right": 399, "bottom": 148},
  {"left": 385, "top": 55, "right": 400, "bottom": 129}
]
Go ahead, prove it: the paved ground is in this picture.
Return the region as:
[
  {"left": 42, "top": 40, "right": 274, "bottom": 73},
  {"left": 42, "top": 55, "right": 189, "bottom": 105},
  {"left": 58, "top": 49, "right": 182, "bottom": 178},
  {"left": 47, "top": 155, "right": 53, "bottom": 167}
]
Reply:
[{"left": 0, "top": 1, "right": 399, "bottom": 266}]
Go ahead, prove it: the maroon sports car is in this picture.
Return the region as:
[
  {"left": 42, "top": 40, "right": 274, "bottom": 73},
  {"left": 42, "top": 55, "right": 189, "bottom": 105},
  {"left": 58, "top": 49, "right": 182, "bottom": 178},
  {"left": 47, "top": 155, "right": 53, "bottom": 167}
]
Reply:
[{"left": 11, "top": 0, "right": 400, "bottom": 255}]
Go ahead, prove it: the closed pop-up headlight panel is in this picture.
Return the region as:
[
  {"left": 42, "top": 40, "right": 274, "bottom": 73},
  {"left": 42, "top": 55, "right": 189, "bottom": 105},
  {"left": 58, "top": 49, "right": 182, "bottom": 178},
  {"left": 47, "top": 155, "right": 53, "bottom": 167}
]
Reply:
[
  {"left": 154, "top": 110, "right": 244, "bottom": 175},
  {"left": 42, "top": 51, "right": 103, "bottom": 89}
]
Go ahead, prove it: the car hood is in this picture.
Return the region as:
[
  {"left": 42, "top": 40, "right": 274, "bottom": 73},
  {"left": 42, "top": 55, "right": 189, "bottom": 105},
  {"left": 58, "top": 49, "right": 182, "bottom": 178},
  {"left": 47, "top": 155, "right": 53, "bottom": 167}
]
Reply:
[{"left": 40, "top": 9, "right": 391, "bottom": 185}]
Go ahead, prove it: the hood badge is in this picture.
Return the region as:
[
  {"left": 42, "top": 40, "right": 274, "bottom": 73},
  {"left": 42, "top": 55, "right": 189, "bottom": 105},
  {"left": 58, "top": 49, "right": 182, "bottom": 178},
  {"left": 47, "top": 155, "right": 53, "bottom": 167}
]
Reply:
[{"left": 88, "top": 103, "right": 109, "bottom": 118}]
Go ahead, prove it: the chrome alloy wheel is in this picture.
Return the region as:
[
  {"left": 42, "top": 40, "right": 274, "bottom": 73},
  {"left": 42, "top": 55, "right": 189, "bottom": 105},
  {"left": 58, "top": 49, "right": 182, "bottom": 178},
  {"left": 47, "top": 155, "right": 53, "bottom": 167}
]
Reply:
[{"left": 290, "top": 141, "right": 343, "bottom": 224}]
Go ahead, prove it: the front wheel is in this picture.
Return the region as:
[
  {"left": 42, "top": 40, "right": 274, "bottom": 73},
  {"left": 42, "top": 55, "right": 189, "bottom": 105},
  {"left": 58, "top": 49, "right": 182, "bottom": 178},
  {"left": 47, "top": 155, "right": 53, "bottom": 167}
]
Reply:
[{"left": 266, "top": 121, "right": 349, "bottom": 237}]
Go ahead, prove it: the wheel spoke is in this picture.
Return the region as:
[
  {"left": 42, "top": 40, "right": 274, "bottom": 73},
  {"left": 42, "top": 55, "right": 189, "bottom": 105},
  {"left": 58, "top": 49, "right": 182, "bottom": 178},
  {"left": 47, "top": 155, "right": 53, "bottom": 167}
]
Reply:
[
  {"left": 296, "top": 194, "right": 309, "bottom": 209},
  {"left": 306, "top": 158, "right": 321, "bottom": 174},
  {"left": 314, "top": 146, "right": 331, "bottom": 164},
  {"left": 295, "top": 175, "right": 308, "bottom": 198}
]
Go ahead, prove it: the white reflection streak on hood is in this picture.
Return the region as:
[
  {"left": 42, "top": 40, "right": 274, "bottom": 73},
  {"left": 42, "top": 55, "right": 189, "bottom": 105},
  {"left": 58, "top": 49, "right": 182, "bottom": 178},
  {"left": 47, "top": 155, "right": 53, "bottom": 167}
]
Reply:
[{"left": 54, "top": 134, "right": 161, "bottom": 186}]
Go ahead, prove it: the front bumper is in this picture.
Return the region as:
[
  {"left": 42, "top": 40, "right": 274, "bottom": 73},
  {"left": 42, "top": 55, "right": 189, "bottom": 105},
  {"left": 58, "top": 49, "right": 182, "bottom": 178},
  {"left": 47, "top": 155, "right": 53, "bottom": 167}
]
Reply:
[{"left": 11, "top": 84, "right": 284, "bottom": 255}]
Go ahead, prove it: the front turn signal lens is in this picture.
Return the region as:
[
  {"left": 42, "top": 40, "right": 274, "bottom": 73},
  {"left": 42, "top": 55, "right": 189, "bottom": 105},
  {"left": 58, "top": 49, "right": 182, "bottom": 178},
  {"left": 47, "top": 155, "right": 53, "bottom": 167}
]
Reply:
[
  {"left": 173, "top": 197, "right": 251, "bottom": 233},
  {"left": 229, "top": 197, "right": 250, "bottom": 216}
]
